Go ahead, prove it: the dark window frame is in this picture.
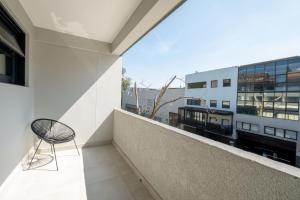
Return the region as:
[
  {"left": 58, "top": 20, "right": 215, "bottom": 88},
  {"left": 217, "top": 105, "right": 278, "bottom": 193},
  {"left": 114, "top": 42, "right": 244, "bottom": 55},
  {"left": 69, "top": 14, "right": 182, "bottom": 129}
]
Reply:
[
  {"left": 187, "top": 99, "right": 201, "bottom": 106},
  {"left": 236, "top": 121, "right": 259, "bottom": 133},
  {"left": 0, "top": 3, "right": 25, "bottom": 86},
  {"left": 223, "top": 79, "right": 231, "bottom": 87},
  {"left": 211, "top": 80, "right": 218, "bottom": 88},
  {"left": 222, "top": 100, "right": 230, "bottom": 109},
  {"left": 264, "top": 126, "right": 298, "bottom": 140},
  {"left": 285, "top": 129, "right": 298, "bottom": 140},
  {"left": 264, "top": 126, "right": 275, "bottom": 136},
  {"left": 187, "top": 81, "right": 207, "bottom": 89},
  {"left": 210, "top": 100, "right": 217, "bottom": 107}
]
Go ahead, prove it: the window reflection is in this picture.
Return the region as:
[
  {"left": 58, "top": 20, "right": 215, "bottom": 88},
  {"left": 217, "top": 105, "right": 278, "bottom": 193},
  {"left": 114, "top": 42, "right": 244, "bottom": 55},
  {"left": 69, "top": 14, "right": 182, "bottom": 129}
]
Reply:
[{"left": 237, "top": 58, "right": 300, "bottom": 121}]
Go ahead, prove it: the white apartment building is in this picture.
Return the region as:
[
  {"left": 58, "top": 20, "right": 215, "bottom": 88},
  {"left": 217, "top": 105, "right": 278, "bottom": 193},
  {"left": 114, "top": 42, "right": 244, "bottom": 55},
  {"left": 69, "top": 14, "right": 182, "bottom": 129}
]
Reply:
[
  {"left": 122, "top": 87, "right": 185, "bottom": 124},
  {"left": 179, "top": 57, "right": 300, "bottom": 167},
  {"left": 179, "top": 67, "right": 238, "bottom": 143}
]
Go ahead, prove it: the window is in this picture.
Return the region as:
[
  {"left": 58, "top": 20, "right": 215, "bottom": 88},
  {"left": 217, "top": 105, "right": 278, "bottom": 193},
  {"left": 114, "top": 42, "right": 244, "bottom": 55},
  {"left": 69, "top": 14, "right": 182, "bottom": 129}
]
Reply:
[
  {"left": 0, "top": 4, "right": 25, "bottom": 86},
  {"left": 276, "top": 61, "right": 287, "bottom": 75},
  {"left": 209, "top": 117, "right": 218, "bottom": 124},
  {"left": 201, "top": 99, "right": 207, "bottom": 106},
  {"left": 250, "top": 124, "right": 259, "bottom": 132},
  {"left": 264, "top": 127, "right": 275, "bottom": 135},
  {"left": 187, "top": 99, "right": 201, "bottom": 106},
  {"left": 222, "top": 101, "right": 230, "bottom": 109},
  {"left": 237, "top": 121, "right": 259, "bottom": 133},
  {"left": 236, "top": 121, "right": 242, "bottom": 129},
  {"left": 237, "top": 93, "right": 246, "bottom": 101},
  {"left": 264, "top": 126, "right": 297, "bottom": 140},
  {"left": 275, "top": 128, "right": 284, "bottom": 138},
  {"left": 288, "top": 58, "right": 300, "bottom": 73},
  {"left": 210, "top": 100, "right": 217, "bottom": 107},
  {"left": 223, "top": 79, "right": 231, "bottom": 87},
  {"left": 222, "top": 119, "right": 230, "bottom": 126},
  {"left": 242, "top": 123, "right": 250, "bottom": 130},
  {"left": 187, "top": 81, "right": 206, "bottom": 89},
  {"left": 285, "top": 130, "right": 297, "bottom": 140},
  {"left": 211, "top": 80, "right": 218, "bottom": 88},
  {"left": 237, "top": 58, "right": 300, "bottom": 121}
]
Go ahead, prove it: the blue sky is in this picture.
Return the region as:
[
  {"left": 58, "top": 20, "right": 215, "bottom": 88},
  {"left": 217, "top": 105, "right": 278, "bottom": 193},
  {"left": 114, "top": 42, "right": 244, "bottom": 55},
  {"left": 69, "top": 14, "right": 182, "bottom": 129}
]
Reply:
[{"left": 123, "top": 0, "right": 300, "bottom": 88}]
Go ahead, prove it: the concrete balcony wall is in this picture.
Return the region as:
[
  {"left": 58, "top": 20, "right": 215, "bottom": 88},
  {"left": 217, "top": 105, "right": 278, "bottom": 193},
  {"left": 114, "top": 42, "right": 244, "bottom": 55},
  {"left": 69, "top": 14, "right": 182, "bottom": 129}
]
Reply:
[{"left": 113, "top": 109, "right": 300, "bottom": 200}]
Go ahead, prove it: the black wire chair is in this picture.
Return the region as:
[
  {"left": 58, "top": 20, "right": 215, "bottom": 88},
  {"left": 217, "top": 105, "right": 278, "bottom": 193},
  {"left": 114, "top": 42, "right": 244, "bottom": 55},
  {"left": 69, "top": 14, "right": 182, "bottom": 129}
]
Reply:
[{"left": 29, "top": 119, "right": 79, "bottom": 170}]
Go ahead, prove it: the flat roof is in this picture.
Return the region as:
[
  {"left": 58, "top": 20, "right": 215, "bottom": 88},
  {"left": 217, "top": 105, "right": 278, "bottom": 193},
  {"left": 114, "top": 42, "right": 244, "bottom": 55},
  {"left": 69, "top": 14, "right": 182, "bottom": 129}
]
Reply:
[{"left": 239, "top": 56, "right": 300, "bottom": 68}]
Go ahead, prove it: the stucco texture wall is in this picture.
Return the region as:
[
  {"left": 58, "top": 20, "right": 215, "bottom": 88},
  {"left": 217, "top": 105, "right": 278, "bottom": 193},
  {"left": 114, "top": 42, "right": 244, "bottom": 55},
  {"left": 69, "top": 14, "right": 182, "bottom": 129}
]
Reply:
[{"left": 113, "top": 109, "right": 300, "bottom": 200}]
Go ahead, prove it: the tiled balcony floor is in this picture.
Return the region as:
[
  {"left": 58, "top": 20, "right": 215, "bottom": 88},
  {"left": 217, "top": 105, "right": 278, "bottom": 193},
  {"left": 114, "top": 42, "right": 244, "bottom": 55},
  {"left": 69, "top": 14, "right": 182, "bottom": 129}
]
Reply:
[{"left": 0, "top": 145, "right": 154, "bottom": 200}]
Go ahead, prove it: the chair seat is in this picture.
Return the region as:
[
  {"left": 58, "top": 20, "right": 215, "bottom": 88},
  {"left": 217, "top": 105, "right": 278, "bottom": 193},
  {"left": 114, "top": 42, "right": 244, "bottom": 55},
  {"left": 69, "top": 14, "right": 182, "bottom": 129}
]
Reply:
[
  {"left": 30, "top": 118, "right": 79, "bottom": 170},
  {"left": 31, "top": 119, "right": 76, "bottom": 144}
]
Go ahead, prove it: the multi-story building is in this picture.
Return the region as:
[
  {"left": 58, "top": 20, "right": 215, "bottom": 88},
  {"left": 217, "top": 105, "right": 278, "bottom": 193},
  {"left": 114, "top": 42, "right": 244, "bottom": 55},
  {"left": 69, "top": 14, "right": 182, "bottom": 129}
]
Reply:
[
  {"left": 122, "top": 87, "right": 185, "bottom": 125},
  {"left": 178, "top": 67, "right": 238, "bottom": 144},
  {"left": 179, "top": 57, "right": 300, "bottom": 167},
  {"left": 236, "top": 56, "right": 300, "bottom": 166}
]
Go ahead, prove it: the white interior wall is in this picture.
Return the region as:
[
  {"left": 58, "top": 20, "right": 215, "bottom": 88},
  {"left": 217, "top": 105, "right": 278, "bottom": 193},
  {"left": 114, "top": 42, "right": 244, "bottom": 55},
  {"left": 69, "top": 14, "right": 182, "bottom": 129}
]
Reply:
[
  {"left": 0, "top": 0, "right": 35, "bottom": 186},
  {"left": 32, "top": 28, "right": 122, "bottom": 148}
]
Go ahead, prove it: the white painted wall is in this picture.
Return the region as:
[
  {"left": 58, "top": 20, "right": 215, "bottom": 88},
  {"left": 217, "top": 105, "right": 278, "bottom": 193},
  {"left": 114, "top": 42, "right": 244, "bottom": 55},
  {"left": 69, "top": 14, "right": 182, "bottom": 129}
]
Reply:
[
  {"left": 0, "top": 83, "right": 33, "bottom": 186},
  {"left": 122, "top": 88, "right": 184, "bottom": 124},
  {"left": 185, "top": 67, "right": 238, "bottom": 112},
  {"left": 0, "top": 0, "right": 35, "bottom": 186},
  {"left": 32, "top": 28, "right": 122, "bottom": 147},
  {"left": 114, "top": 109, "right": 300, "bottom": 200}
]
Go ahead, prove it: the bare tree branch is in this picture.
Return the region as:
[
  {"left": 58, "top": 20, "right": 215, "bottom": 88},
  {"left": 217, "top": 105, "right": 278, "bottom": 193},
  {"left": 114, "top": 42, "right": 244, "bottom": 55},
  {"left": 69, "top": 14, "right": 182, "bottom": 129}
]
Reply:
[
  {"left": 150, "top": 96, "right": 191, "bottom": 119},
  {"left": 134, "top": 82, "right": 141, "bottom": 115},
  {"left": 150, "top": 76, "right": 177, "bottom": 119}
]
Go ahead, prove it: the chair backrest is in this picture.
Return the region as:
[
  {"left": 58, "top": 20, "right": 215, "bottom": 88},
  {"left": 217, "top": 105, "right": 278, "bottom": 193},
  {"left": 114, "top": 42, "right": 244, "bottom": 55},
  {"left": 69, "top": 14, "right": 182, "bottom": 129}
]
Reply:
[{"left": 31, "top": 119, "right": 75, "bottom": 143}]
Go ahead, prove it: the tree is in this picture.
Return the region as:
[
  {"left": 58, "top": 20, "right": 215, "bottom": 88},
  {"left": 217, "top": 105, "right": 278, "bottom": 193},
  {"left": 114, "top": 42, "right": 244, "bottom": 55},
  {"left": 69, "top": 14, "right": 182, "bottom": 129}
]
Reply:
[
  {"left": 149, "top": 75, "right": 189, "bottom": 119},
  {"left": 133, "top": 82, "right": 141, "bottom": 115},
  {"left": 122, "top": 68, "right": 131, "bottom": 92}
]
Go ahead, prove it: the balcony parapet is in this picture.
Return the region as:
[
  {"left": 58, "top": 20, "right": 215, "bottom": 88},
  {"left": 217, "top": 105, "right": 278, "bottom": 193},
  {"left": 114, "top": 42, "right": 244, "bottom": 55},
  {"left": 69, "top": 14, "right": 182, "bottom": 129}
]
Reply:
[{"left": 113, "top": 108, "right": 300, "bottom": 200}]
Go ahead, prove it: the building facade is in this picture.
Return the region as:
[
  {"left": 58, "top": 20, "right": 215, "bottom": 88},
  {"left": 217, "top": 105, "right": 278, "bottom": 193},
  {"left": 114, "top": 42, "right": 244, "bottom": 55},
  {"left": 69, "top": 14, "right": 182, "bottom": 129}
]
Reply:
[
  {"left": 122, "top": 88, "right": 185, "bottom": 125},
  {"left": 178, "top": 67, "right": 238, "bottom": 144},
  {"left": 236, "top": 56, "right": 300, "bottom": 166},
  {"left": 179, "top": 57, "right": 300, "bottom": 167}
]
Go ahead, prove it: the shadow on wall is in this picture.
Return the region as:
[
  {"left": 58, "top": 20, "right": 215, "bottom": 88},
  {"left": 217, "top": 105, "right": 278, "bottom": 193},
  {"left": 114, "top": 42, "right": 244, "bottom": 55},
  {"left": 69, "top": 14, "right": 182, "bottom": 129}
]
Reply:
[
  {"left": 83, "top": 112, "right": 114, "bottom": 148},
  {"left": 32, "top": 32, "right": 122, "bottom": 148}
]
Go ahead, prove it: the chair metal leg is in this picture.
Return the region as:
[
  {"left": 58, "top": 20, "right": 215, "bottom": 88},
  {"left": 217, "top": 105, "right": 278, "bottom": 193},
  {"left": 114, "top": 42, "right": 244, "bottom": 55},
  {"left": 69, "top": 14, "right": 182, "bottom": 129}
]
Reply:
[
  {"left": 52, "top": 144, "right": 58, "bottom": 171},
  {"left": 73, "top": 139, "right": 80, "bottom": 156},
  {"left": 50, "top": 144, "right": 53, "bottom": 154},
  {"left": 29, "top": 139, "right": 42, "bottom": 169}
]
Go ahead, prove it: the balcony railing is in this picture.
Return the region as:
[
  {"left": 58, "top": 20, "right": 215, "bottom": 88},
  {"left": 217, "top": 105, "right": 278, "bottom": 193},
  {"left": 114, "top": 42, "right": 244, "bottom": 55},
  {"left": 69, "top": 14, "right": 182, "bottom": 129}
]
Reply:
[
  {"left": 178, "top": 117, "right": 233, "bottom": 136},
  {"left": 206, "top": 123, "right": 233, "bottom": 135},
  {"left": 113, "top": 109, "right": 300, "bottom": 200}
]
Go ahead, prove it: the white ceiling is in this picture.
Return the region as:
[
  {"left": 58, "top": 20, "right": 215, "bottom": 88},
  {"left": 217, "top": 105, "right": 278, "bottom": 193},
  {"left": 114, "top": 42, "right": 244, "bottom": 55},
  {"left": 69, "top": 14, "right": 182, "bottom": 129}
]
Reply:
[{"left": 18, "top": 0, "right": 142, "bottom": 43}]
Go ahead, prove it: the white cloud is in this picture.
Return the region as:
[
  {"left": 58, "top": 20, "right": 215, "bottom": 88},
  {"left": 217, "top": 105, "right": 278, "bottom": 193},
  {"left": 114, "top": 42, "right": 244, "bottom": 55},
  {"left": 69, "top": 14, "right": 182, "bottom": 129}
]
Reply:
[{"left": 153, "top": 32, "right": 180, "bottom": 54}]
